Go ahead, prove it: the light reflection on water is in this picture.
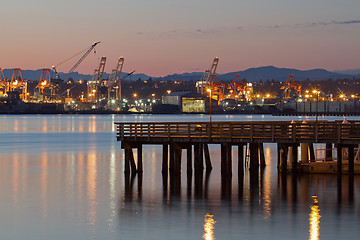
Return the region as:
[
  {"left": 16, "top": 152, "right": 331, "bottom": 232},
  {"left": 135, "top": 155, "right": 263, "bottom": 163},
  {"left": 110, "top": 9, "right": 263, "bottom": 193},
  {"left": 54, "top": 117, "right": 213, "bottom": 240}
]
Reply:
[
  {"left": 0, "top": 114, "right": 359, "bottom": 240},
  {"left": 309, "top": 196, "right": 321, "bottom": 240},
  {"left": 203, "top": 213, "right": 215, "bottom": 240}
]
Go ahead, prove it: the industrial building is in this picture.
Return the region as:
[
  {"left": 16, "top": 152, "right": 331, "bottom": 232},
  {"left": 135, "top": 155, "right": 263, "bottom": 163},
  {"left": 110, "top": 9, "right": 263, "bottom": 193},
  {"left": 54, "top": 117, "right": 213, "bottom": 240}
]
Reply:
[{"left": 162, "top": 91, "right": 205, "bottom": 113}]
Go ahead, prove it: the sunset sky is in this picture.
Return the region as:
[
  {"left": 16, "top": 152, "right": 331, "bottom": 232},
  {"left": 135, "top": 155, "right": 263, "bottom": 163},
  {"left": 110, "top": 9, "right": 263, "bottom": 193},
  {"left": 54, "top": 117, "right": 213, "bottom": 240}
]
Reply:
[{"left": 2, "top": 0, "right": 359, "bottom": 76}]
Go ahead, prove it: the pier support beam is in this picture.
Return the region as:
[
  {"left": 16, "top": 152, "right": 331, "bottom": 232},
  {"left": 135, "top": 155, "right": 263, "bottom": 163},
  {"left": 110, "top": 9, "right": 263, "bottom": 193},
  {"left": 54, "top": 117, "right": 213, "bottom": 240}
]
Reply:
[
  {"left": 291, "top": 144, "right": 298, "bottom": 174},
  {"left": 221, "top": 143, "right": 232, "bottom": 176},
  {"left": 169, "top": 144, "right": 175, "bottom": 174},
  {"left": 124, "top": 148, "right": 131, "bottom": 174},
  {"left": 123, "top": 143, "right": 137, "bottom": 174},
  {"left": 259, "top": 143, "right": 266, "bottom": 168},
  {"left": 348, "top": 145, "right": 355, "bottom": 201},
  {"left": 249, "top": 143, "right": 259, "bottom": 171},
  {"left": 337, "top": 144, "right": 343, "bottom": 202},
  {"left": 238, "top": 144, "right": 245, "bottom": 175},
  {"left": 129, "top": 148, "right": 137, "bottom": 174},
  {"left": 187, "top": 146, "right": 192, "bottom": 174},
  {"left": 204, "top": 144, "right": 212, "bottom": 170},
  {"left": 162, "top": 144, "right": 168, "bottom": 174},
  {"left": 280, "top": 144, "right": 288, "bottom": 173},
  {"left": 309, "top": 143, "right": 316, "bottom": 162},
  {"left": 325, "top": 143, "right": 333, "bottom": 161},
  {"left": 300, "top": 143, "right": 309, "bottom": 163},
  {"left": 137, "top": 145, "right": 143, "bottom": 173},
  {"left": 220, "top": 143, "right": 232, "bottom": 200},
  {"left": 194, "top": 143, "right": 204, "bottom": 172}
]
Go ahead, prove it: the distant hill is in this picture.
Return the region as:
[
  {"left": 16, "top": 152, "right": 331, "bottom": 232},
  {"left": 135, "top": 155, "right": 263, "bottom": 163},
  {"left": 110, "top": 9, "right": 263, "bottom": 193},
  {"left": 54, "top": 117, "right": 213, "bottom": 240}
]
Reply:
[
  {"left": 1, "top": 66, "right": 356, "bottom": 82},
  {"left": 220, "top": 66, "right": 352, "bottom": 82},
  {"left": 334, "top": 69, "right": 360, "bottom": 75},
  {"left": 156, "top": 66, "right": 353, "bottom": 82}
]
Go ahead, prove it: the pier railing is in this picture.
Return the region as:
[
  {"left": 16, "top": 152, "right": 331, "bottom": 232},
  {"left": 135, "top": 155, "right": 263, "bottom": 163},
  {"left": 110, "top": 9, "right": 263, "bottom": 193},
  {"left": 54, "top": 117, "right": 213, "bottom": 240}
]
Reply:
[{"left": 115, "top": 121, "right": 360, "bottom": 144}]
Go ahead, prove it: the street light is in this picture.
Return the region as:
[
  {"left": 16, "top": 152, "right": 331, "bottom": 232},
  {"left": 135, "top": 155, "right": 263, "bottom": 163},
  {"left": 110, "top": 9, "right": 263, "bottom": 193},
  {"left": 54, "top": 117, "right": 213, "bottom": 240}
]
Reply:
[
  {"left": 312, "top": 90, "right": 319, "bottom": 123},
  {"left": 207, "top": 88, "right": 212, "bottom": 123}
]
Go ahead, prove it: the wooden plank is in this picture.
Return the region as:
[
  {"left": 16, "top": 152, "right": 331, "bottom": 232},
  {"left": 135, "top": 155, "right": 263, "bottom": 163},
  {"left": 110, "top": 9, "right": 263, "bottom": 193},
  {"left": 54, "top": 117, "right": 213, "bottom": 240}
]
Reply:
[{"left": 114, "top": 121, "right": 360, "bottom": 144}]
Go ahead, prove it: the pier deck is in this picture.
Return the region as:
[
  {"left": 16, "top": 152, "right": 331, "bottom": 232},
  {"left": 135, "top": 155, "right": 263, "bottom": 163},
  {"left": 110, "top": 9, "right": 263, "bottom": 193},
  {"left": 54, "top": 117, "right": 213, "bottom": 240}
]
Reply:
[{"left": 116, "top": 120, "right": 360, "bottom": 145}]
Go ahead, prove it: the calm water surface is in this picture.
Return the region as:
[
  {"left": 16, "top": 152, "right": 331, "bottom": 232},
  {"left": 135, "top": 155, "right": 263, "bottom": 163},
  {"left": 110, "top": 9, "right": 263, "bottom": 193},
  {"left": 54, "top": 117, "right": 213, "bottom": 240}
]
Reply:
[{"left": 0, "top": 114, "right": 359, "bottom": 240}]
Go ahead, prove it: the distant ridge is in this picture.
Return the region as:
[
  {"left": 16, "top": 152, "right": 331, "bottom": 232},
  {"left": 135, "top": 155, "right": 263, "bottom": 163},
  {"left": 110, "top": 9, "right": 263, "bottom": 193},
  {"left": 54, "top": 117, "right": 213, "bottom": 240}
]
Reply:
[{"left": 1, "top": 66, "right": 356, "bottom": 82}]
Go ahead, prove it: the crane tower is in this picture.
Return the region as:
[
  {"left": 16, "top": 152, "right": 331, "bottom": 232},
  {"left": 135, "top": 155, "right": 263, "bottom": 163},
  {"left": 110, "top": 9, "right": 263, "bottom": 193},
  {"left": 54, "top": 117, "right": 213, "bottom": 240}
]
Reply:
[
  {"left": 107, "top": 57, "right": 124, "bottom": 100},
  {"left": 36, "top": 68, "right": 54, "bottom": 102},
  {"left": 10, "top": 68, "right": 28, "bottom": 101},
  {"left": 88, "top": 56, "right": 106, "bottom": 102},
  {"left": 196, "top": 57, "right": 219, "bottom": 95},
  {"left": 280, "top": 74, "right": 301, "bottom": 99}
]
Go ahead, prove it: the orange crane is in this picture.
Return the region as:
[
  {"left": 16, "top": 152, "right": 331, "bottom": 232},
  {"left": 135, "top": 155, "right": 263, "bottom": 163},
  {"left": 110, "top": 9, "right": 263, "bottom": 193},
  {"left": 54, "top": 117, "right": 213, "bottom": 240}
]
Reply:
[
  {"left": 197, "top": 57, "right": 219, "bottom": 95},
  {"left": 37, "top": 68, "right": 54, "bottom": 101},
  {"left": 9, "top": 68, "right": 28, "bottom": 101},
  {"left": 0, "top": 68, "right": 7, "bottom": 95},
  {"left": 228, "top": 74, "right": 247, "bottom": 100},
  {"left": 280, "top": 74, "right": 301, "bottom": 99},
  {"left": 210, "top": 74, "right": 225, "bottom": 103}
]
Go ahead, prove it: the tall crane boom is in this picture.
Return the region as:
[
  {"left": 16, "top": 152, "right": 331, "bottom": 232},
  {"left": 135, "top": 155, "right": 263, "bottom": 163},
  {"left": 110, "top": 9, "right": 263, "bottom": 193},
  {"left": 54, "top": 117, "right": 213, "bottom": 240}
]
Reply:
[
  {"left": 52, "top": 41, "right": 100, "bottom": 81},
  {"left": 67, "top": 41, "right": 100, "bottom": 74}
]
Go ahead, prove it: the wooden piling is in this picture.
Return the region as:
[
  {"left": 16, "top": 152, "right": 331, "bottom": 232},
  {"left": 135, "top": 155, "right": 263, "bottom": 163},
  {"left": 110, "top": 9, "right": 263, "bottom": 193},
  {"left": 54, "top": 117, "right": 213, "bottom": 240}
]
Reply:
[
  {"left": 221, "top": 143, "right": 232, "bottom": 175},
  {"left": 203, "top": 144, "right": 212, "bottom": 170},
  {"left": 259, "top": 143, "right": 266, "bottom": 168},
  {"left": 162, "top": 144, "right": 168, "bottom": 174},
  {"left": 238, "top": 144, "right": 244, "bottom": 175},
  {"left": 309, "top": 143, "right": 315, "bottom": 162},
  {"left": 325, "top": 143, "right": 333, "bottom": 161},
  {"left": 137, "top": 145, "right": 143, "bottom": 173},
  {"left": 175, "top": 145, "right": 182, "bottom": 174},
  {"left": 280, "top": 144, "right": 288, "bottom": 173},
  {"left": 348, "top": 145, "right": 355, "bottom": 201},
  {"left": 249, "top": 143, "right": 259, "bottom": 171},
  {"left": 169, "top": 144, "right": 175, "bottom": 174},
  {"left": 291, "top": 144, "right": 298, "bottom": 174},
  {"left": 337, "top": 144, "right": 343, "bottom": 201},
  {"left": 124, "top": 148, "right": 130, "bottom": 174},
  {"left": 194, "top": 143, "right": 204, "bottom": 172},
  {"left": 129, "top": 148, "right": 137, "bottom": 174},
  {"left": 187, "top": 146, "right": 192, "bottom": 174}
]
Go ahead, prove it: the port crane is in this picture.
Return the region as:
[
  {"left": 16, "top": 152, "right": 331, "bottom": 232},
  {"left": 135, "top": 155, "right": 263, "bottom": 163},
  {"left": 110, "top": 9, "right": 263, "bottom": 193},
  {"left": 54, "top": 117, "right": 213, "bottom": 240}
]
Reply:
[
  {"left": 0, "top": 68, "right": 7, "bottom": 95},
  {"left": 210, "top": 74, "right": 225, "bottom": 103},
  {"left": 228, "top": 74, "right": 247, "bottom": 100},
  {"left": 88, "top": 56, "right": 106, "bottom": 102},
  {"left": 9, "top": 68, "right": 28, "bottom": 101},
  {"left": 107, "top": 57, "right": 124, "bottom": 100},
  {"left": 196, "top": 57, "right": 219, "bottom": 95},
  {"left": 280, "top": 74, "right": 301, "bottom": 99},
  {"left": 52, "top": 41, "right": 100, "bottom": 81},
  {"left": 36, "top": 68, "right": 54, "bottom": 101}
]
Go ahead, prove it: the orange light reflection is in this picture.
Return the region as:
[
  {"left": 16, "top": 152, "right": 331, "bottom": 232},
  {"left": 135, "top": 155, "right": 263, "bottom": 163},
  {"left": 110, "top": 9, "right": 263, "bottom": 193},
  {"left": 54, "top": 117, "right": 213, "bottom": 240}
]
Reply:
[
  {"left": 309, "top": 196, "right": 321, "bottom": 240},
  {"left": 203, "top": 213, "right": 215, "bottom": 240}
]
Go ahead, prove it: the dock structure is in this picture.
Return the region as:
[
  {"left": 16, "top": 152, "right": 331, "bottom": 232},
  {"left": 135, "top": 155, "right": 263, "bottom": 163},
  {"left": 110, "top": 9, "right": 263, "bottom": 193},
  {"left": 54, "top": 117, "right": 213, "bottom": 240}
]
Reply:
[{"left": 116, "top": 120, "right": 360, "bottom": 198}]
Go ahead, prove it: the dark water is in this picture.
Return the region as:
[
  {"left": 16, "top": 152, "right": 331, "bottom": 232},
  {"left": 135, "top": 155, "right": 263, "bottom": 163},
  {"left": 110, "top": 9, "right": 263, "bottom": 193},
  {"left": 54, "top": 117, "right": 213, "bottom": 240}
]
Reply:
[{"left": 0, "top": 114, "right": 359, "bottom": 240}]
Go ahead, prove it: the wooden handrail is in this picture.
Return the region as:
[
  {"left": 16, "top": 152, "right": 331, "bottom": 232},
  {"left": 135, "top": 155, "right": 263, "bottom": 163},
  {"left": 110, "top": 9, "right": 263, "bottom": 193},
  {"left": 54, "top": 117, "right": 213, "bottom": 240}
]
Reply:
[{"left": 115, "top": 121, "right": 360, "bottom": 144}]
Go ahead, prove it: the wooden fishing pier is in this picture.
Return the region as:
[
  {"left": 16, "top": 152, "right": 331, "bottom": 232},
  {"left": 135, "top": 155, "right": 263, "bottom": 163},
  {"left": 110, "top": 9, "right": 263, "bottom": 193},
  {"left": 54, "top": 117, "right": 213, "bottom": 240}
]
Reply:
[{"left": 115, "top": 120, "right": 360, "bottom": 198}]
